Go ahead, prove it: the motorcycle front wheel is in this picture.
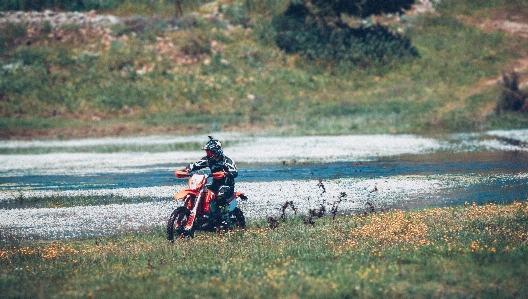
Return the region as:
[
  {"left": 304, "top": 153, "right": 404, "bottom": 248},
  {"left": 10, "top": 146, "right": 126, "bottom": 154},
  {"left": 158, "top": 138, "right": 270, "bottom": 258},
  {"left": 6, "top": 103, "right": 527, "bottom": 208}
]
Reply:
[{"left": 167, "top": 206, "right": 191, "bottom": 241}]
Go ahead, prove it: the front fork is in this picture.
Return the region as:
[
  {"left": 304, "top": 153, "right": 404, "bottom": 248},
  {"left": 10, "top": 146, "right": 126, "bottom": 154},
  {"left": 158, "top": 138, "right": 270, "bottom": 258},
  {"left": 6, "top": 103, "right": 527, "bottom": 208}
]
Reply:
[{"left": 183, "top": 190, "right": 204, "bottom": 233}]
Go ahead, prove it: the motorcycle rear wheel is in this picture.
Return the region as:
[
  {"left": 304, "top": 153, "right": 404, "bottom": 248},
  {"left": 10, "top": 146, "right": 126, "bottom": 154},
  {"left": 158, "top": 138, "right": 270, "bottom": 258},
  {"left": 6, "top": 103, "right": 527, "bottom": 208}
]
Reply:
[
  {"left": 167, "top": 206, "right": 191, "bottom": 241},
  {"left": 229, "top": 207, "right": 246, "bottom": 229}
]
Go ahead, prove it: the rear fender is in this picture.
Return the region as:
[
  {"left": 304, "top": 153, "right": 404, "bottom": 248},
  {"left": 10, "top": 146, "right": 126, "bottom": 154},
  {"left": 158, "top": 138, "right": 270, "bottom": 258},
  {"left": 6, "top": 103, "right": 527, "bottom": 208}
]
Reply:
[
  {"left": 227, "top": 198, "right": 237, "bottom": 212},
  {"left": 226, "top": 192, "right": 245, "bottom": 212},
  {"left": 231, "top": 192, "right": 247, "bottom": 202}
]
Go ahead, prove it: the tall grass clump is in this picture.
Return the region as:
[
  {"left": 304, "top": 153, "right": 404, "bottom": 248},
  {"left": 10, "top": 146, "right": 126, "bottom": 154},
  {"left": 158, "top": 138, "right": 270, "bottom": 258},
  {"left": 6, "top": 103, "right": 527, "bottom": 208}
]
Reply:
[
  {"left": 1, "top": 202, "right": 528, "bottom": 298},
  {"left": 242, "top": 0, "right": 288, "bottom": 16}
]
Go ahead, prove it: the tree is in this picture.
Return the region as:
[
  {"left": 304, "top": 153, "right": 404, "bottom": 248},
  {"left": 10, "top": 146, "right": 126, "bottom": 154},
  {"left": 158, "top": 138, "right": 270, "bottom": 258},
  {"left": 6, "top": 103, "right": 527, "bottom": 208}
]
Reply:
[
  {"left": 175, "top": 0, "right": 183, "bottom": 17},
  {"left": 273, "top": 0, "right": 419, "bottom": 67}
]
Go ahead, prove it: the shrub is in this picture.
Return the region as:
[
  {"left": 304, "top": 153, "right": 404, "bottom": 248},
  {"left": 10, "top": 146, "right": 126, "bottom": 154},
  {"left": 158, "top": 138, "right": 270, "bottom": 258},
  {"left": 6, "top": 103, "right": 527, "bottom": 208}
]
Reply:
[
  {"left": 273, "top": 13, "right": 419, "bottom": 68},
  {"left": 0, "top": 23, "right": 27, "bottom": 54},
  {"left": 496, "top": 70, "right": 528, "bottom": 113},
  {"left": 179, "top": 30, "right": 211, "bottom": 56},
  {"left": 272, "top": 1, "right": 420, "bottom": 69},
  {"left": 222, "top": 2, "right": 251, "bottom": 28},
  {"left": 42, "top": 20, "right": 53, "bottom": 34}
]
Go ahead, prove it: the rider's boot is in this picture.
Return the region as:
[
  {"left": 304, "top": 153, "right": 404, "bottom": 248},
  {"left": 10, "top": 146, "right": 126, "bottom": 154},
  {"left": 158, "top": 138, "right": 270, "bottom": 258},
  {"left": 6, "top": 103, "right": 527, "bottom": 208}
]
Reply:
[
  {"left": 201, "top": 209, "right": 224, "bottom": 229},
  {"left": 200, "top": 214, "right": 211, "bottom": 229},
  {"left": 201, "top": 212, "right": 216, "bottom": 230},
  {"left": 217, "top": 207, "right": 231, "bottom": 230}
]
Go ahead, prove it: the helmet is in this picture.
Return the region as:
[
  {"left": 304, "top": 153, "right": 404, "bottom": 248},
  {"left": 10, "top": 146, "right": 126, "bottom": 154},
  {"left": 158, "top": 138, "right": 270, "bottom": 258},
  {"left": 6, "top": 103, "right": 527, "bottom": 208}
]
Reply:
[{"left": 202, "top": 136, "right": 223, "bottom": 159}]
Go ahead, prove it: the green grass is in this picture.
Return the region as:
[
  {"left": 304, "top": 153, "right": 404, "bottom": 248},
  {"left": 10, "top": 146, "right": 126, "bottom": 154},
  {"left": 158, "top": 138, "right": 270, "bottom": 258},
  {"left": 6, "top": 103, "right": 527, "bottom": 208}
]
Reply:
[
  {"left": 1, "top": 202, "right": 527, "bottom": 298},
  {"left": 436, "top": 0, "right": 528, "bottom": 16},
  {"left": 1, "top": 194, "right": 160, "bottom": 208},
  {"left": 1, "top": 0, "right": 528, "bottom": 137}
]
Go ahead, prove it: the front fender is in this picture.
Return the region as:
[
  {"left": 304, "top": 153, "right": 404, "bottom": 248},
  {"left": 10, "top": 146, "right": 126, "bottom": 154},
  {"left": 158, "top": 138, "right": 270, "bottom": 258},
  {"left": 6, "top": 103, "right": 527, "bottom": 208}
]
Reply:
[{"left": 174, "top": 189, "right": 197, "bottom": 200}]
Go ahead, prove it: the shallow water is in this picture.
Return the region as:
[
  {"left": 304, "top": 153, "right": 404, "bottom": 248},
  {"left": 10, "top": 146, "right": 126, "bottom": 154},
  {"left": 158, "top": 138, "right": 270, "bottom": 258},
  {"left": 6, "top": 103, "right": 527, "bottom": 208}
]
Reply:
[
  {"left": 1, "top": 130, "right": 527, "bottom": 241},
  {"left": 1, "top": 151, "right": 526, "bottom": 191}
]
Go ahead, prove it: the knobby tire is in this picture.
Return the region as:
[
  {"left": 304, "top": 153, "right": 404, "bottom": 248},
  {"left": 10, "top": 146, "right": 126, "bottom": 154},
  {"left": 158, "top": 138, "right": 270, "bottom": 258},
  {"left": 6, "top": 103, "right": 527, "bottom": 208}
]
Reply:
[{"left": 167, "top": 206, "right": 190, "bottom": 241}]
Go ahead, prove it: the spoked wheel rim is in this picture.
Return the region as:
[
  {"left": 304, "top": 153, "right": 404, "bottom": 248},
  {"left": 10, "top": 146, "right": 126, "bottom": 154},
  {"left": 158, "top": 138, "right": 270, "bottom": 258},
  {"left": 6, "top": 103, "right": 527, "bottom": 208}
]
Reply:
[{"left": 167, "top": 207, "right": 191, "bottom": 241}]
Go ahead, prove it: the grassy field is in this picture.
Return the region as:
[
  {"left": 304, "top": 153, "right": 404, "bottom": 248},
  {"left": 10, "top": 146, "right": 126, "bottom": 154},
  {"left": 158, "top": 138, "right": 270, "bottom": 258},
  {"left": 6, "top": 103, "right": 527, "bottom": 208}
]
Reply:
[
  {"left": 1, "top": 0, "right": 528, "bottom": 139},
  {"left": 2, "top": 2, "right": 528, "bottom": 298},
  {"left": 1, "top": 201, "right": 527, "bottom": 298}
]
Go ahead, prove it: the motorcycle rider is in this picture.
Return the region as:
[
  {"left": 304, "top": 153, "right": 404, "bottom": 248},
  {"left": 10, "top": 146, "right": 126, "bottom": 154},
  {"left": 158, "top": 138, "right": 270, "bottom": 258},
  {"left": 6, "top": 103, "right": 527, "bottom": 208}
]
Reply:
[{"left": 178, "top": 136, "right": 238, "bottom": 228}]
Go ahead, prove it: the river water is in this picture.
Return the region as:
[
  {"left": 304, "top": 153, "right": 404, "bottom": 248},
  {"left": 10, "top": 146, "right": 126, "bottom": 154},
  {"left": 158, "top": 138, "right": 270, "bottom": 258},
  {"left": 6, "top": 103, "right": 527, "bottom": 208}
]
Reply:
[{"left": 1, "top": 130, "right": 527, "bottom": 241}]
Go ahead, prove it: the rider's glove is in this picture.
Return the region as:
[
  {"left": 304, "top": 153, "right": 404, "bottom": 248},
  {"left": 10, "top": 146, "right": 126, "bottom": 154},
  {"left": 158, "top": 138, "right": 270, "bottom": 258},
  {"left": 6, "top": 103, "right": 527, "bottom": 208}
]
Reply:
[
  {"left": 212, "top": 171, "right": 227, "bottom": 180},
  {"left": 174, "top": 168, "right": 189, "bottom": 178}
]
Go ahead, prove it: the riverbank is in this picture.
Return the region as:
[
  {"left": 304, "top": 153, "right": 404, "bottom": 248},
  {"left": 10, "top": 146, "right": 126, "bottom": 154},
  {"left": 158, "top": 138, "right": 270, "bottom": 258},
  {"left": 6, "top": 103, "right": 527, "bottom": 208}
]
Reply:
[{"left": 2, "top": 1, "right": 528, "bottom": 139}]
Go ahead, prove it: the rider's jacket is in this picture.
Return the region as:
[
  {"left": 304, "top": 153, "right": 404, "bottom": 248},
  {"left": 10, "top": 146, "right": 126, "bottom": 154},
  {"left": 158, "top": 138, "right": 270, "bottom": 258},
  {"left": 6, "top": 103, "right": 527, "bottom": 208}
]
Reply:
[{"left": 185, "top": 155, "right": 238, "bottom": 187}]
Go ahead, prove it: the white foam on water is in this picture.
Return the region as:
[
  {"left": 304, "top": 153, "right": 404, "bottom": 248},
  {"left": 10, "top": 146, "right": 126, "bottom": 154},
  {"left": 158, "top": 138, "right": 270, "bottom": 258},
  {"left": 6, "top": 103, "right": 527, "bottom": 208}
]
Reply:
[
  {"left": 0, "top": 134, "right": 446, "bottom": 176},
  {"left": 3, "top": 131, "right": 528, "bottom": 177},
  {"left": 0, "top": 132, "right": 246, "bottom": 149}
]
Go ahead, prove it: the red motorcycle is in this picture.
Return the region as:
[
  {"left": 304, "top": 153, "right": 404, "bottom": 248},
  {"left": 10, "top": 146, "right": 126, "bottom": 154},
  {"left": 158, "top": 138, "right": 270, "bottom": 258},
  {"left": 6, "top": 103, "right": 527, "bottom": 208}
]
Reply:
[{"left": 167, "top": 170, "right": 247, "bottom": 241}]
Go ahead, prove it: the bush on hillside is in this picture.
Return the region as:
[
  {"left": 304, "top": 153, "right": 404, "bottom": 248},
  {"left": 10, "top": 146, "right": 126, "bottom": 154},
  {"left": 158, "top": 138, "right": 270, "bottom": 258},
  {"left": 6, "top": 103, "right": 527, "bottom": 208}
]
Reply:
[
  {"left": 496, "top": 70, "right": 528, "bottom": 113},
  {"left": 272, "top": 3, "right": 419, "bottom": 68},
  {"left": 0, "top": 23, "right": 27, "bottom": 54},
  {"left": 222, "top": 2, "right": 251, "bottom": 28}
]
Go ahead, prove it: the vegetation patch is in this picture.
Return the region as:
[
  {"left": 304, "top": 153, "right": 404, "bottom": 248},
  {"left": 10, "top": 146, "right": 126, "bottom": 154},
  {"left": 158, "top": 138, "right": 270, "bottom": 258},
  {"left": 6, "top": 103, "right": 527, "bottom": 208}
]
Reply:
[
  {"left": 273, "top": 2, "right": 419, "bottom": 68},
  {"left": 496, "top": 70, "right": 528, "bottom": 113},
  {"left": 1, "top": 201, "right": 527, "bottom": 298},
  {"left": 1, "top": 0, "right": 528, "bottom": 138}
]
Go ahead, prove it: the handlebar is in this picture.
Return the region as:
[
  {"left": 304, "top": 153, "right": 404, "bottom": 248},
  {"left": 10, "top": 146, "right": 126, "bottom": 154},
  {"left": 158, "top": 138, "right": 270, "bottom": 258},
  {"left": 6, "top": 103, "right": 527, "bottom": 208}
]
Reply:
[
  {"left": 174, "top": 170, "right": 190, "bottom": 178},
  {"left": 174, "top": 169, "right": 226, "bottom": 179}
]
